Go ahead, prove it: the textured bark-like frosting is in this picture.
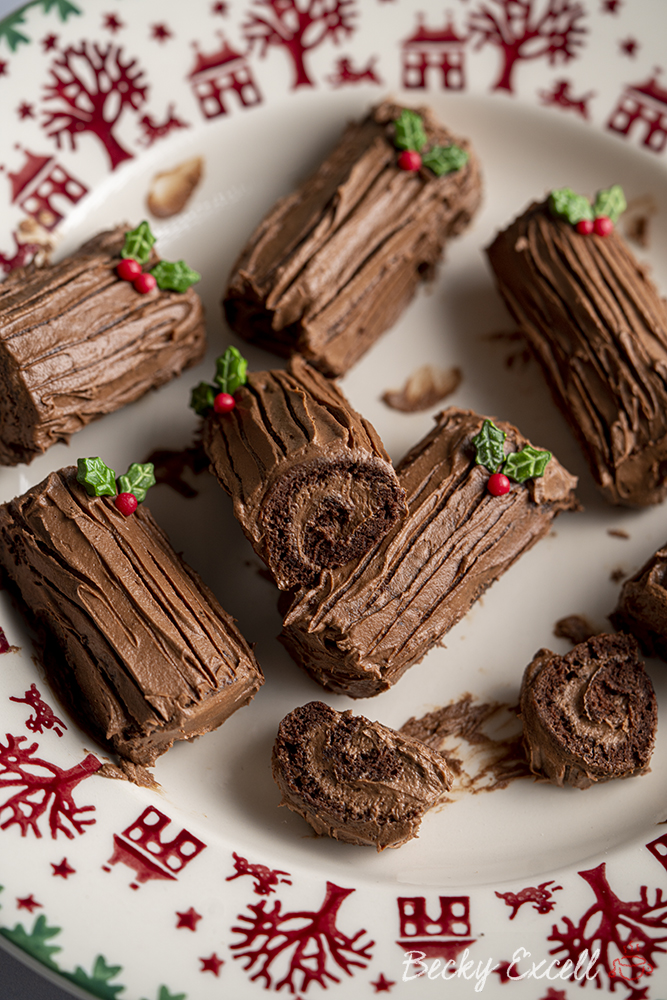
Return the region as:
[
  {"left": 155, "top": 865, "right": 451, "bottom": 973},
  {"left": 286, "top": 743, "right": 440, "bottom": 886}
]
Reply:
[
  {"left": 0, "top": 226, "right": 206, "bottom": 466},
  {"left": 0, "top": 467, "right": 263, "bottom": 766},
  {"left": 610, "top": 541, "right": 667, "bottom": 660},
  {"left": 272, "top": 701, "right": 452, "bottom": 849},
  {"left": 280, "top": 407, "right": 579, "bottom": 697},
  {"left": 519, "top": 633, "right": 656, "bottom": 789},
  {"left": 202, "top": 355, "right": 406, "bottom": 589},
  {"left": 486, "top": 199, "right": 667, "bottom": 506},
  {"left": 224, "top": 100, "right": 482, "bottom": 377}
]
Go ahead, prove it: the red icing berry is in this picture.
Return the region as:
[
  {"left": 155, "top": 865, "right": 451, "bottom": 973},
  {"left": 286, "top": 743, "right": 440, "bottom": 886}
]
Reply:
[
  {"left": 575, "top": 219, "right": 594, "bottom": 235},
  {"left": 133, "top": 272, "right": 157, "bottom": 294},
  {"left": 487, "top": 473, "right": 511, "bottom": 497},
  {"left": 593, "top": 215, "right": 614, "bottom": 237},
  {"left": 116, "top": 258, "right": 142, "bottom": 281},
  {"left": 114, "top": 492, "right": 138, "bottom": 516},
  {"left": 398, "top": 150, "right": 422, "bottom": 172},
  {"left": 213, "top": 392, "right": 236, "bottom": 414}
]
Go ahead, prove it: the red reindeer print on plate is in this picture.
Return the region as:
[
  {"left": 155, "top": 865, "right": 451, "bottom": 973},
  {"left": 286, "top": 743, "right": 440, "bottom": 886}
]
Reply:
[
  {"left": 495, "top": 880, "right": 563, "bottom": 919},
  {"left": 10, "top": 683, "right": 67, "bottom": 737},
  {"left": 226, "top": 852, "right": 292, "bottom": 896},
  {"left": 538, "top": 78, "right": 595, "bottom": 118}
]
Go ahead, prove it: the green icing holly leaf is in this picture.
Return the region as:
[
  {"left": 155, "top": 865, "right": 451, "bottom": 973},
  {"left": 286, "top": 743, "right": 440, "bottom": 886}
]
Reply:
[
  {"left": 503, "top": 445, "right": 552, "bottom": 483},
  {"left": 151, "top": 259, "right": 201, "bottom": 293},
  {"left": 593, "top": 184, "right": 626, "bottom": 224},
  {"left": 77, "top": 457, "right": 117, "bottom": 497},
  {"left": 422, "top": 144, "right": 468, "bottom": 176},
  {"left": 121, "top": 221, "right": 156, "bottom": 266},
  {"left": 118, "top": 462, "right": 155, "bottom": 503},
  {"left": 190, "top": 381, "right": 216, "bottom": 416},
  {"left": 472, "top": 419, "right": 506, "bottom": 473},
  {"left": 214, "top": 346, "right": 248, "bottom": 395},
  {"left": 65, "top": 954, "right": 125, "bottom": 1000},
  {"left": 0, "top": 915, "right": 62, "bottom": 968},
  {"left": 394, "top": 109, "right": 427, "bottom": 152},
  {"left": 548, "top": 188, "right": 594, "bottom": 225}
]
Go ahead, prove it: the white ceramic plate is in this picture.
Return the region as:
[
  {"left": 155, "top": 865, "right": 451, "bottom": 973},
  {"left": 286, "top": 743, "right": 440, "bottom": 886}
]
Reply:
[{"left": 2, "top": 1, "right": 667, "bottom": 997}]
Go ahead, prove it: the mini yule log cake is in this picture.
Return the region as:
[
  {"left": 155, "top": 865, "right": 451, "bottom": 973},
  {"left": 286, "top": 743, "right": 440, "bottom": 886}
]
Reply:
[
  {"left": 195, "top": 349, "right": 407, "bottom": 590},
  {"left": 223, "top": 101, "right": 482, "bottom": 377},
  {"left": 487, "top": 185, "right": 667, "bottom": 507},
  {"left": 610, "top": 540, "right": 667, "bottom": 660},
  {"left": 0, "top": 221, "right": 204, "bottom": 466},
  {"left": 0, "top": 460, "right": 263, "bottom": 767},
  {"left": 280, "top": 408, "right": 579, "bottom": 697},
  {"left": 272, "top": 701, "right": 452, "bottom": 850},
  {"left": 519, "top": 633, "right": 657, "bottom": 789}
]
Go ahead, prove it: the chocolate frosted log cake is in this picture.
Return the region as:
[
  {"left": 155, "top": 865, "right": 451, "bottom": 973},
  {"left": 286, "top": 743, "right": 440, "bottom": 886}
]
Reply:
[
  {"left": 0, "top": 464, "right": 263, "bottom": 767},
  {"left": 520, "top": 634, "right": 656, "bottom": 789},
  {"left": 272, "top": 702, "right": 452, "bottom": 850},
  {"left": 0, "top": 222, "right": 205, "bottom": 466},
  {"left": 611, "top": 540, "right": 667, "bottom": 660},
  {"left": 487, "top": 186, "right": 667, "bottom": 506},
  {"left": 223, "top": 101, "right": 481, "bottom": 377},
  {"left": 281, "top": 408, "right": 579, "bottom": 698},
  {"left": 200, "top": 353, "right": 407, "bottom": 590}
]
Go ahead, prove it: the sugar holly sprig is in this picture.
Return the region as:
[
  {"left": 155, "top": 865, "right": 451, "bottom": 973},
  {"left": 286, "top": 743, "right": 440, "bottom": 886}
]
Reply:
[
  {"left": 392, "top": 108, "right": 468, "bottom": 177},
  {"left": 471, "top": 419, "right": 551, "bottom": 496},
  {"left": 548, "top": 185, "right": 626, "bottom": 237},
  {"left": 76, "top": 457, "right": 156, "bottom": 516},
  {"left": 190, "top": 345, "right": 248, "bottom": 416},
  {"left": 116, "top": 221, "right": 201, "bottom": 294}
]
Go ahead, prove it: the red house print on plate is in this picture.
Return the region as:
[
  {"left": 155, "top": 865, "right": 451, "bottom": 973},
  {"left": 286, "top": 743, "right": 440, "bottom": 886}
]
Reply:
[
  {"left": 396, "top": 895, "right": 476, "bottom": 962},
  {"left": 2, "top": 147, "right": 87, "bottom": 230},
  {"left": 103, "top": 806, "right": 206, "bottom": 889},
  {"left": 608, "top": 70, "right": 667, "bottom": 153},
  {"left": 188, "top": 33, "right": 262, "bottom": 120},
  {"left": 401, "top": 14, "right": 466, "bottom": 91}
]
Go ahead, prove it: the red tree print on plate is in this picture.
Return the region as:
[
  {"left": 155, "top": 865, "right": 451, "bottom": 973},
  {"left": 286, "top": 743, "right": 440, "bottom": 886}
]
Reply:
[
  {"left": 242, "top": 0, "right": 356, "bottom": 89},
  {"left": 548, "top": 863, "right": 667, "bottom": 997},
  {"left": 10, "top": 683, "right": 67, "bottom": 737},
  {"left": 0, "top": 734, "right": 100, "bottom": 838},
  {"left": 495, "top": 879, "right": 563, "bottom": 919},
  {"left": 231, "top": 880, "right": 374, "bottom": 992},
  {"left": 468, "top": 0, "right": 587, "bottom": 94},
  {"left": 226, "top": 851, "right": 292, "bottom": 896},
  {"left": 42, "top": 41, "right": 147, "bottom": 170}
]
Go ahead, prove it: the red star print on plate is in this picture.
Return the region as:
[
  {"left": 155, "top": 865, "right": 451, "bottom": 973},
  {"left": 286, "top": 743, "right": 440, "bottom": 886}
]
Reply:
[
  {"left": 211, "top": 1, "right": 228, "bottom": 13},
  {"left": 51, "top": 858, "right": 76, "bottom": 878},
  {"left": 619, "top": 37, "right": 639, "bottom": 56},
  {"left": 176, "top": 907, "right": 202, "bottom": 930},
  {"left": 601, "top": 0, "right": 621, "bottom": 10},
  {"left": 0, "top": 60, "right": 8, "bottom": 76},
  {"left": 199, "top": 953, "right": 224, "bottom": 975},
  {"left": 16, "top": 895, "right": 43, "bottom": 912},
  {"left": 371, "top": 972, "right": 396, "bottom": 992},
  {"left": 493, "top": 960, "right": 512, "bottom": 982},
  {"left": 102, "top": 13, "right": 124, "bottom": 33},
  {"left": 150, "top": 23, "right": 172, "bottom": 42},
  {"left": 41, "top": 33, "right": 58, "bottom": 51}
]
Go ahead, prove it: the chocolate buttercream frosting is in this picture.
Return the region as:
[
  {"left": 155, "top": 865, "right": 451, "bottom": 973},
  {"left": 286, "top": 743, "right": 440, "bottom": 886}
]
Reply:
[
  {"left": 202, "top": 354, "right": 406, "bottom": 590},
  {"left": 487, "top": 198, "right": 667, "bottom": 506},
  {"left": 0, "top": 467, "right": 263, "bottom": 766},
  {"left": 224, "top": 100, "right": 482, "bottom": 377},
  {"left": 519, "top": 633, "right": 656, "bottom": 789},
  {"left": 610, "top": 540, "right": 667, "bottom": 660},
  {"left": 280, "top": 407, "right": 579, "bottom": 697},
  {"left": 272, "top": 701, "right": 452, "bottom": 849},
  {"left": 0, "top": 226, "right": 206, "bottom": 466}
]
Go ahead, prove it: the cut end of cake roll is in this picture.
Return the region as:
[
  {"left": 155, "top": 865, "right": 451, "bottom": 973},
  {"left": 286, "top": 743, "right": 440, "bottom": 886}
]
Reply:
[
  {"left": 519, "top": 633, "right": 656, "bottom": 789},
  {"left": 223, "top": 100, "right": 482, "bottom": 377},
  {"left": 272, "top": 701, "right": 452, "bottom": 850},
  {"left": 610, "top": 539, "right": 667, "bottom": 661}
]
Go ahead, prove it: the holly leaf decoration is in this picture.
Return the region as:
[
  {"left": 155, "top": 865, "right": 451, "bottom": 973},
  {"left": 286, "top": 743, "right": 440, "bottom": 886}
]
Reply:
[
  {"left": 214, "top": 346, "right": 248, "bottom": 395},
  {"left": 422, "top": 144, "right": 468, "bottom": 176},
  {"left": 142, "top": 988, "right": 188, "bottom": 1000},
  {"left": 394, "top": 109, "right": 427, "bottom": 152},
  {"left": 472, "top": 419, "right": 506, "bottom": 473},
  {"left": 151, "top": 259, "right": 201, "bottom": 293},
  {"left": 190, "top": 381, "right": 216, "bottom": 416},
  {"left": 549, "top": 188, "right": 594, "bottom": 225},
  {"left": 117, "top": 463, "right": 155, "bottom": 503},
  {"left": 77, "top": 457, "right": 117, "bottom": 497},
  {"left": 121, "top": 221, "right": 155, "bottom": 266},
  {"left": 0, "top": 915, "right": 62, "bottom": 968},
  {"left": 0, "top": 11, "right": 30, "bottom": 50},
  {"left": 503, "top": 445, "right": 552, "bottom": 483},
  {"left": 593, "top": 184, "right": 626, "bottom": 224},
  {"left": 41, "top": 0, "right": 81, "bottom": 18}
]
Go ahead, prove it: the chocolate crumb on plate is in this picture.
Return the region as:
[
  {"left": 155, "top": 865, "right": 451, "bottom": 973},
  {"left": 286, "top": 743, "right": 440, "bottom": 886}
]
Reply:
[
  {"left": 553, "top": 614, "right": 599, "bottom": 645},
  {"left": 382, "top": 364, "right": 462, "bottom": 412}
]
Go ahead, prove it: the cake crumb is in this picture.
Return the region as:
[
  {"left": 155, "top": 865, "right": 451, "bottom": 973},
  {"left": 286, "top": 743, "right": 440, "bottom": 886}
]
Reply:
[
  {"left": 610, "top": 567, "right": 626, "bottom": 584},
  {"left": 486, "top": 329, "right": 532, "bottom": 368},
  {"left": 608, "top": 528, "right": 630, "bottom": 539},
  {"left": 147, "top": 156, "right": 203, "bottom": 218},
  {"left": 97, "top": 760, "right": 160, "bottom": 788},
  {"left": 622, "top": 194, "right": 657, "bottom": 249},
  {"left": 553, "top": 614, "right": 599, "bottom": 645},
  {"left": 382, "top": 364, "right": 462, "bottom": 412}
]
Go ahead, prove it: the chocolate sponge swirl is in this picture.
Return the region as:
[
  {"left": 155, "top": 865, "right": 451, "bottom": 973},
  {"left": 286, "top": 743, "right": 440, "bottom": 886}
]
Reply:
[
  {"left": 519, "top": 634, "right": 656, "bottom": 789},
  {"left": 272, "top": 701, "right": 452, "bottom": 849},
  {"left": 487, "top": 199, "right": 667, "bottom": 506},
  {"left": 203, "top": 355, "right": 406, "bottom": 589}
]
